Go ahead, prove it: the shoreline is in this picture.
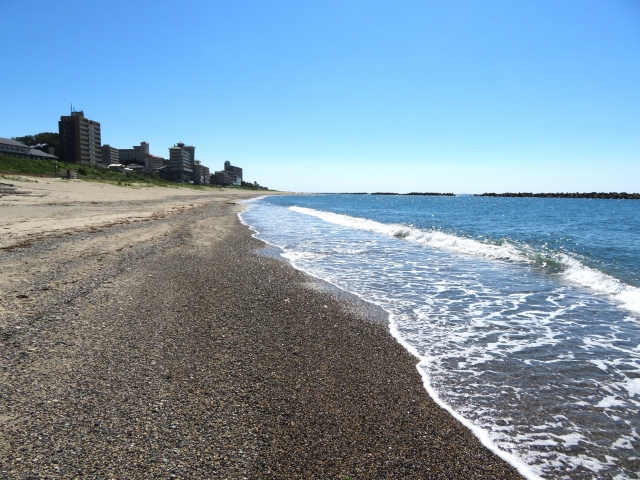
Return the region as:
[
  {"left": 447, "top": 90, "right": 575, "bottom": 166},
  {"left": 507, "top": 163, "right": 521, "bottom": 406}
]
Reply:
[
  {"left": 251, "top": 239, "right": 391, "bottom": 326},
  {"left": 0, "top": 183, "right": 522, "bottom": 478},
  {"left": 243, "top": 208, "right": 536, "bottom": 479}
]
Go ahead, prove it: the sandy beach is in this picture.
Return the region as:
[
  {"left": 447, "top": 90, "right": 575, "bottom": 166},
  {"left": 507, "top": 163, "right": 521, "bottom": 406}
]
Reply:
[
  {"left": 0, "top": 178, "right": 522, "bottom": 478},
  {"left": 0, "top": 176, "right": 257, "bottom": 250}
]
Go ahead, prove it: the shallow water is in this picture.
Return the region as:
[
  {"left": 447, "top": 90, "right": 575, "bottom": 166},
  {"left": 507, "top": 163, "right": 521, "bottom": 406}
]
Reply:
[{"left": 240, "top": 194, "right": 640, "bottom": 479}]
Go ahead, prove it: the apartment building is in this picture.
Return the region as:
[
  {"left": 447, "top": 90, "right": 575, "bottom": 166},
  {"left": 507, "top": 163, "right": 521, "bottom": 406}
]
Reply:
[
  {"left": 194, "top": 161, "right": 210, "bottom": 185},
  {"left": 58, "top": 110, "right": 101, "bottom": 164},
  {"left": 211, "top": 160, "right": 243, "bottom": 186},
  {"left": 167, "top": 142, "right": 195, "bottom": 182},
  {"left": 101, "top": 144, "right": 120, "bottom": 165},
  {"left": 115, "top": 141, "right": 166, "bottom": 172},
  {"left": 211, "top": 169, "right": 235, "bottom": 186},
  {"left": 144, "top": 153, "right": 165, "bottom": 172},
  {"left": 224, "top": 160, "right": 242, "bottom": 185},
  {"left": 119, "top": 141, "right": 149, "bottom": 165}
]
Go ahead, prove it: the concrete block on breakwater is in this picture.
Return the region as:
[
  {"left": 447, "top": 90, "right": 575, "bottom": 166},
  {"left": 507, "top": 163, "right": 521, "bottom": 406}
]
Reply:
[{"left": 476, "top": 192, "right": 640, "bottom": 200}]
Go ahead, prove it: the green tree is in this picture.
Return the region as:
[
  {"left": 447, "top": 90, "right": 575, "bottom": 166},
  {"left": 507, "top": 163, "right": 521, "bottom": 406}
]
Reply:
[{"left": 12, "top": 132, "right": 60, "bottom": 155}]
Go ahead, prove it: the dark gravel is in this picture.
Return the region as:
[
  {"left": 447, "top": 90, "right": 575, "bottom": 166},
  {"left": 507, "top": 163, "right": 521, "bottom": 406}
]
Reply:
[{"left": 0, "top": 200, "right": 523, "bottom": 479}]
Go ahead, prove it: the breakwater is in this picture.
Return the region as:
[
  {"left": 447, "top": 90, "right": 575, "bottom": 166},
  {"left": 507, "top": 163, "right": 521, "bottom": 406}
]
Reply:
[
  {"left": 370, "top": 192, "right": 456, "bottom": 196},
  {"left": 476, "top": 192, "right": 640, "bottom": 199},
  {"left": 330, "top": 192, "right": 457, "bottom": 196}
]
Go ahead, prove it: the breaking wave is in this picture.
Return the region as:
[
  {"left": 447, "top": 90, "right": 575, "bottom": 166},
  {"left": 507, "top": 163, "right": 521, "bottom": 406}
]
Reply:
[{"left": 289, "top": 206, "right": 640, "bottom": 315}]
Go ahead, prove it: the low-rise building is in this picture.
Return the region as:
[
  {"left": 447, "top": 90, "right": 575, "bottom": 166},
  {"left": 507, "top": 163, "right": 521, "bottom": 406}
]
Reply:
[
  {"left": 29, "top": 148, "right": 58, "bottom": 160},
  {"left": 126, "top": 164, "right": 145, "bottom": 173},
  {"left": 0, "top": 137, "right": 59, "bottom": 160},
  {"left": 0, "top": 137, "right": 32, "bottom": 158}
]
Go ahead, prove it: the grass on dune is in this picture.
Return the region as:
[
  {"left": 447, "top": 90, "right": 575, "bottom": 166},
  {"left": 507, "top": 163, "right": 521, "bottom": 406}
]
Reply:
[{"left": 0, "top": 155, "right": 227, "bottom": 190}]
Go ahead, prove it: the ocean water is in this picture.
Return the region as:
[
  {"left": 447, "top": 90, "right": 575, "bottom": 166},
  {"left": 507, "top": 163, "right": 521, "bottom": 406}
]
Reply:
[{"left": 239, "top": 194, "right": 640, "bottom": 480}]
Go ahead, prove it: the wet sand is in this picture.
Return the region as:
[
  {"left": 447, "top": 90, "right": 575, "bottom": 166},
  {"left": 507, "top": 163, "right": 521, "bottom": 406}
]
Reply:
[{"left": 0, "top": 183, "right": 522, "bottom": 478}]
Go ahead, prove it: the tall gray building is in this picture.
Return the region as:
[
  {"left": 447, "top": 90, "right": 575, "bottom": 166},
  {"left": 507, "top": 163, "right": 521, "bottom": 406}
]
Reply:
[
  {"left": 168, "top": 142, "right": 195, "bottom": 182},
  {"left": 58, "top": 110, "right": 101, "bottom": 164},
  {"left": 101, "top": 145, "right": 120, "bottom": 165}
]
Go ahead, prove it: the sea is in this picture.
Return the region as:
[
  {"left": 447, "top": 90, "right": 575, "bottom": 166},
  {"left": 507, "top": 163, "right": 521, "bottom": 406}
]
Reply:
[{"left": 239, "top": 194, "right": 640, "bottom": 480}]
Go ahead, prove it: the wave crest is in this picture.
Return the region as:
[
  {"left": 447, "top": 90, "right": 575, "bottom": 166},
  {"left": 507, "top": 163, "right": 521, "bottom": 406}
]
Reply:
[{"left": 289, "top": 206, "right": 640, "bottom": 315}]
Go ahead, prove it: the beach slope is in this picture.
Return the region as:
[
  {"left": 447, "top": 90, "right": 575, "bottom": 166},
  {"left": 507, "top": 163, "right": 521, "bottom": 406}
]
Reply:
[{"left": 0, "top": 182, "right": 521, "bottom": 478}]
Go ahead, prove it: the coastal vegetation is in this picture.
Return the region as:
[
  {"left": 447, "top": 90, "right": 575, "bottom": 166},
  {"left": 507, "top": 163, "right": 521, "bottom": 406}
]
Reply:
[
  {"left": 12, "top": 131, "right": 59, "bottom": 155},
  {"left": 0, "top": 154, "right": 67, "bottom": 176},
  {"left": 0, "top": 154, "right": 224, "bottom": 189}
]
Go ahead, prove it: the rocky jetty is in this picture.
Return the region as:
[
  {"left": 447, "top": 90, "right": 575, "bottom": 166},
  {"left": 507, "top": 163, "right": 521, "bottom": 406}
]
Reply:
[
  {"left": 371, "top": 192, "right": 456, "bottom": 196},
  {"left": 476, "top": 192, "right": 640, "bottom": 200},
  {"left": 406, "top": 192, "right": 456, "bottom": 196}
]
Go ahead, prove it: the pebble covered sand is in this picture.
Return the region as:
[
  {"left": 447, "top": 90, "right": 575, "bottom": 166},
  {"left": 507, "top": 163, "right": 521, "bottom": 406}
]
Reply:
[{"left": 0, "top": 199, "right": 523, "bottom": 478}]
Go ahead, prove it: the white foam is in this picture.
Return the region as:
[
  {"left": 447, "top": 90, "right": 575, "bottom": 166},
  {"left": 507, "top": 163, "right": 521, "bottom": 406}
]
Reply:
[
  {"left": 596, "top": 395, "right": 627, "bottom": 408},
  {"left": 559, "top": 254, "right": 640, "bottom": 315},
  {"left": 554, "top": 432, "right": 585, "bottom": 447},
  {"left": 289, "top": 206, "right": 640, "bottom": 315},
  {"left": 590, "top": 359, "right": 609, "bottom": 371},
  {"left": 623, "top": 377, "right": 640, "bottom": 397},
  {"left": 290, "top": 206, "right": 526, "bottom": 261},
  {"left": 387, "top": 316, "right": 544, "bottom": 480},
  {"left": 241, "top": 201, "right": 640, "bottom": 479},
  {"left": 612, "top": 436, "right": 635, "bottom": 449},
  {"left": 240, "top": 204, "right": 544, "bottom": 479}
]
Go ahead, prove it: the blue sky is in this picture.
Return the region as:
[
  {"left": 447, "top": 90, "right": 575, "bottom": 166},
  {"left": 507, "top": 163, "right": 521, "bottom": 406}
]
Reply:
[{"left": 2, "top": 0, "right": 639, "bottom": 193}]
